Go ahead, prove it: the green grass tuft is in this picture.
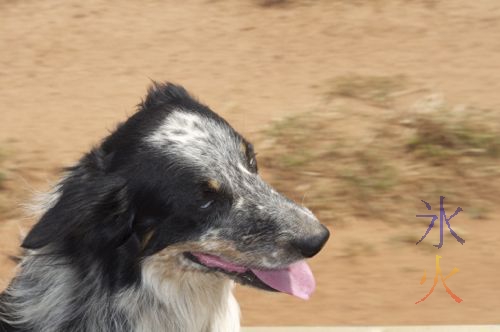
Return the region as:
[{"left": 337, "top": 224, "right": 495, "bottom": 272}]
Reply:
[{"left": 407, "top": 116, "right": 500, "bottom": 160}]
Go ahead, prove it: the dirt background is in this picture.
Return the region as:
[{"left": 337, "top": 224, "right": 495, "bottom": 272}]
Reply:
[{"left": 0, "top": 0, "right": 499, "bottom": 326}]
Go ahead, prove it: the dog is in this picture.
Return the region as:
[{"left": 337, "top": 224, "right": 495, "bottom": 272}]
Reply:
[{"left": 0, "top": 82, "right": 329, "bottom": 332}]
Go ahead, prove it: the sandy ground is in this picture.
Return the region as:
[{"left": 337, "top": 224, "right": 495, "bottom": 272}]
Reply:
[{"left": 0, "top": 0, "right": 499, "bottom": 326}]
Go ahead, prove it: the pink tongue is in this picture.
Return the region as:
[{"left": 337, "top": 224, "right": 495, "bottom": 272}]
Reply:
[
  {"left": 251, "top": 261, "right": 316, "bottom": 300},
  {"left": 191, "top": 253, "right": 316, "bottom": 300}
]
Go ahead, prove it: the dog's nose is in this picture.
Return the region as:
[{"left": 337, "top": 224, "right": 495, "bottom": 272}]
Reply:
[{"left": 292, "top": 224, "right": 330, "bottom": 258}]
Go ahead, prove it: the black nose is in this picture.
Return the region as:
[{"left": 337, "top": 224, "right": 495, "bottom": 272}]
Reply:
[{"left": 292, "top": 224, "right": 330, "bottom": 258}]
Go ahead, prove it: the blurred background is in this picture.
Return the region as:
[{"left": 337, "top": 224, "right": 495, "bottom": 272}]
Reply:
[{"left": 0, "top": 0, "right": 499, "bottom": 326}]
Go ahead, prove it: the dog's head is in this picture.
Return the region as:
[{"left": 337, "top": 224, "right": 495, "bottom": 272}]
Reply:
[{"left": 22, "top": 83, "right": 329, "bottom": 299}]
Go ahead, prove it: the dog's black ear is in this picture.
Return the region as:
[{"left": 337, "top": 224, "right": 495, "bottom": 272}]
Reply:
[
  {"left": 141, "top": 81, "right": 192, "bottom": 111},
  {"left": 22, "top": 150, "right": 134, "bottom": 250}
]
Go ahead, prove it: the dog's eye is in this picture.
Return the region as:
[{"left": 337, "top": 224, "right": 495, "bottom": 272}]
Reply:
[{"left": 200, "top": 200, "right": 214, "bottom": 209}]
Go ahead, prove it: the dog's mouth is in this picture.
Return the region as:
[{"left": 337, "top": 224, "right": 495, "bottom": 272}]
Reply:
[{"left": 184, "top": 252, "right": 315, "bottom": 300}]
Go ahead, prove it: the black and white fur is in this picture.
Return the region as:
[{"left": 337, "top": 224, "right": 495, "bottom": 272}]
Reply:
[{"left": 0, "top": 83, "right": 329, "bottom": 332}]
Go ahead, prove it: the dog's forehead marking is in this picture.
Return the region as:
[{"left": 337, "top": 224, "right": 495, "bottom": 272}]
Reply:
[
  {"left": 148, "top": 111, "right": 212, "bottom": 145},
  {"left": 148, "top": 111, "right": 234, "bottom": 155},
  {"left": 146, "top": 110, "right": 251, "bottom": 180}
]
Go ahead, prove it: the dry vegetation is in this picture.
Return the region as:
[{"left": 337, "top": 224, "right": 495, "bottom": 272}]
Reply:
[
  {"left": 260, "top": 75, "right": 500, "bottom": 227},
  {"left": 326, "top": 74, "right": 407, "bottom": 107}
]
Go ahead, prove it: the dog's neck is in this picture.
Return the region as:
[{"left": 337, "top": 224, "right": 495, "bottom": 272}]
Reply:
[
  {"left": 136, "top": 255, "right": 241, "bottom": 332},
  {"left": 1, "top": 252, "right": 240, "bottom": 332}
]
